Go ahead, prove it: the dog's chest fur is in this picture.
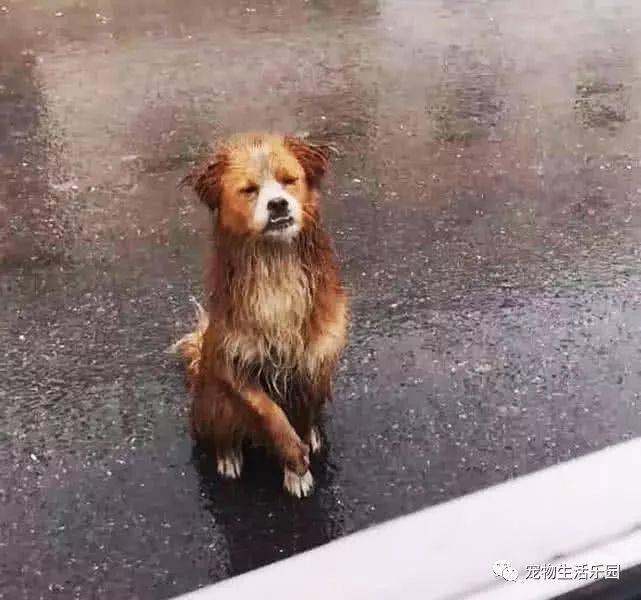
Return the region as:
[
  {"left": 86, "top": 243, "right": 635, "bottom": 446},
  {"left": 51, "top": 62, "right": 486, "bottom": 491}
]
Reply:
[{"left": 222, "top": 251, "right": 313, "bottom": 376}]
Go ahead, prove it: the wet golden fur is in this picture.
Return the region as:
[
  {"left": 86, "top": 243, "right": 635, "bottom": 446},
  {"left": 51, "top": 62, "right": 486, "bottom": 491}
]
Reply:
[{"left": 173, "top": 133, "right": 348, "bottom": 496}]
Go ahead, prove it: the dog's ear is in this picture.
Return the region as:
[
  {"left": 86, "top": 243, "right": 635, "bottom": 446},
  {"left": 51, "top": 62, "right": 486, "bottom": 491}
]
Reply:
[
  {"left": 180, "top": 152, "right": 227, "bottom": 211},
  {"left": 285, "top": 137, "right": 329, "bottom": 188}
]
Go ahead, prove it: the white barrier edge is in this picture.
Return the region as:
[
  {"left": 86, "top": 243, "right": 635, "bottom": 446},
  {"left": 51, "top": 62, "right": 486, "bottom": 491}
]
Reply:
[{"left": 175, "top": 437, "right": 641, "bottom": 600}]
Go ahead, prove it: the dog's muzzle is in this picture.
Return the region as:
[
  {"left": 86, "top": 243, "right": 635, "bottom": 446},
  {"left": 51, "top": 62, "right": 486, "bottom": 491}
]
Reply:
[{"left": 265, "top": 197, "right": 295, "bottom": 231}]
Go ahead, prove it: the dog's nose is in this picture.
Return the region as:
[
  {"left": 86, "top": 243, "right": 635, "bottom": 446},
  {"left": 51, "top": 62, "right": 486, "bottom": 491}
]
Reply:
[{"left": 267, "top": 197, "right": 289, "bottom": 217}]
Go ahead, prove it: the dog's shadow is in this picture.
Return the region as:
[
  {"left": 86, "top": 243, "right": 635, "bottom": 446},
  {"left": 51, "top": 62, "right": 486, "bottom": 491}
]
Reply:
[{"left": 191, "top": 429, "right": 343, "bottom": 578}]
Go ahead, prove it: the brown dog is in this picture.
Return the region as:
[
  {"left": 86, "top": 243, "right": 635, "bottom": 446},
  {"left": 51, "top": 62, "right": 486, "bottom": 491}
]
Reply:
[{"left": 173, "top": 133, "right": 348, "bottom": 497}]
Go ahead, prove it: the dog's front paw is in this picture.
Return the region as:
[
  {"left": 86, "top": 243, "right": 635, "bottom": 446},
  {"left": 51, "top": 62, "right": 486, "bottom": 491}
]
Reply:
[
  {"left": 282, "top": 437, "right": 310, "bottom": 476},
  {"left": 283, "top": 468, "right": 314, "bottom": 498},
  {"left": 216, "top": 449, "right": 243, "bottom": 479}
]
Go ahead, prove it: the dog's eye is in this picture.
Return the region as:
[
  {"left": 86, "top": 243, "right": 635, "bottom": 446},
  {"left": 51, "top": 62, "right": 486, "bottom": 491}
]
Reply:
[
  {"left": 240, "top": 184, "right": 259, "bottom": 195},
  {"left": 281, "top": 176, "right": 298, "bottom": 186}
]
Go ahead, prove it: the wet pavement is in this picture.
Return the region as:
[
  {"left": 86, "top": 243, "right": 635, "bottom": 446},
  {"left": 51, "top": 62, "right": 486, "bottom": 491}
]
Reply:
[{"left": 2, "top": 0, "right": 641, "bottom": 598}]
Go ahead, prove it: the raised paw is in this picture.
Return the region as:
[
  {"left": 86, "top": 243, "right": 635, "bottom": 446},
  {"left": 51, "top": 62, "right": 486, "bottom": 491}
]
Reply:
[
  {"left": 283, "top": 468, "right": 314, "bottom": 498},
  {"left": 216, "top": 449, "right": 243, "bottom": 479},
  {"left": 282, "top": 436, "right": 310, "bottom": 476},
  {"left": 308, "top": 426, "right": 322, "bottom": 455}
]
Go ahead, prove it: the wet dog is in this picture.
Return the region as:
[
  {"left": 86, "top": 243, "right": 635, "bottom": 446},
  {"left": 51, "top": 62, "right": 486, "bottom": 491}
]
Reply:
[{"left": 173, "top": 133, "right": 348, "bottom": 497}]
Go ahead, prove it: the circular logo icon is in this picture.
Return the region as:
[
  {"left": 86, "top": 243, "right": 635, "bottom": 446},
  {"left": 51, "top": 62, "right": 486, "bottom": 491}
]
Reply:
[{"left": 492, "top": 560, "right": 519, "bottom": 582}]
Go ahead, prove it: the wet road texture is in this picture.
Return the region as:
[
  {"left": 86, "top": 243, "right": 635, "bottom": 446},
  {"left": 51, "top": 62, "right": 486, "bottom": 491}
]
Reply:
[{"left": 2, "top": 0, "right": 641, "bottom": 598}]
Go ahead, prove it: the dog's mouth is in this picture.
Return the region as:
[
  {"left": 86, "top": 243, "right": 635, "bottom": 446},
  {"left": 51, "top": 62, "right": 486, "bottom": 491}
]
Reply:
[{"left": 264, "top": 216, "right": 294, "bottom": 232}]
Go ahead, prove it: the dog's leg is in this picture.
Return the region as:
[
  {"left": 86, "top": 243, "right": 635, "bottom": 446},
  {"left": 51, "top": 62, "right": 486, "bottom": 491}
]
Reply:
[
  {"left": 238, "top": 385, "right": 315, "bottom": 497},
  {"left": 191, "top": 380, "right": 246, "bottom": 480},
  {"left": 196, "top": 373, "right": 313, "bottom": 496},
  {"left": 240, "top": 385, "right": 310, "bottom": 475}
]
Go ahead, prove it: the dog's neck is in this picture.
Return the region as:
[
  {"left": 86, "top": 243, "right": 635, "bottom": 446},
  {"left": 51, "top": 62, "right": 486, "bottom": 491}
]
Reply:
[
  {"left": 214, "top": 218, "right": 330, "bottom": 273},
  {"left": 209, "top": 222, "right": 335, "bottom": 310},
  {"left": 221, "top": 234, "right": 303, "bottom": 267}
]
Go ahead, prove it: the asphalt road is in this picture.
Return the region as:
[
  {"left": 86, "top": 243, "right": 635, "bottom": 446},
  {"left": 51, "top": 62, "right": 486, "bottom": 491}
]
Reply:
[{"left": 2, "top": 1, "right": 641, "bottom": 598}]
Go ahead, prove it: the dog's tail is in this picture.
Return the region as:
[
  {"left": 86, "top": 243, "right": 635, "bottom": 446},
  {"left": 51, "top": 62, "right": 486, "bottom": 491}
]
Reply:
[{"left": 170, "top": 297, "right": 209, "bottom": 389}]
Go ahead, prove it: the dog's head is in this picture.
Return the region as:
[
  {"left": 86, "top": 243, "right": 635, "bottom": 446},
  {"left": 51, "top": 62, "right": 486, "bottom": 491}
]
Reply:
[{"left": 184, "top": 133, "right": 329, "bottom": 241}]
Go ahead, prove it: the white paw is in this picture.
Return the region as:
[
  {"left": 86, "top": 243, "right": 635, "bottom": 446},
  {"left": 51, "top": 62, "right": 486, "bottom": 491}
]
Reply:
[
  {"left": 309, "top": 426, "right": 322, "bottom": 454},
  {"left": 217, "top": 450, "right": 243, "bottom": 479},
  {"left": 283, "top": 468, "right": 314, "bottom": 498}
]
